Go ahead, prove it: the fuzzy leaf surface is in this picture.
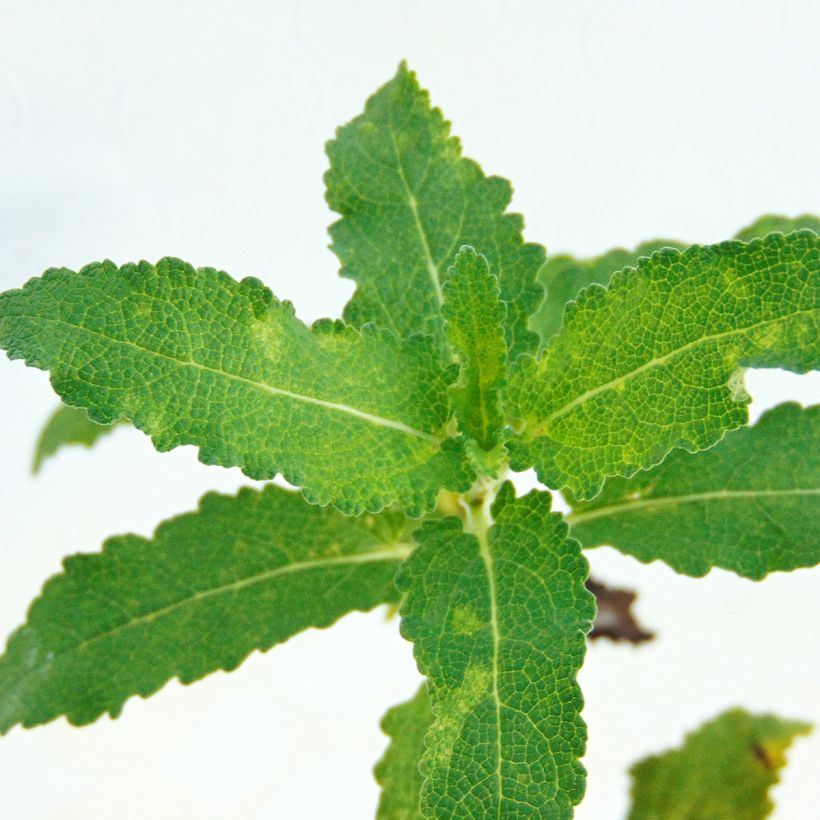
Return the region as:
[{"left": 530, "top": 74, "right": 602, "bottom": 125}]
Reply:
[
  {"left": 567, "top": 403, "right": 820, "bottom": 578},
  {"left": 398, "top": 484, "right": 594, "bottom": 817},
  {"left": 629, "top": 709, "right": 811, "bottom": 820},
  {"left": 375, "top": 685, "right": 431, "bottom": 820},
  {"left": 374, "top": 579, "right": 653, "bottom": 819},
  {"left": 508, "top": 232, "right": 819, "bottom": 498},
  {"left": 326, "top": 63, "right": 544, "bottom": 359},
  {"left": 32, "top": 404, "right": 121, "bottom": 473},
  {"left": 531, "top": 239, "right": 684, "bottom": 345},
  {"left": 442, "top": 247, "right": 507, "bottom": 449},
  {"left": 0, "top": 257, "right": 474, "bottom": 515},
  {"left": 0, "top": 485, "right": 413, "bottom": 732},
  {"left": 530, "top": 214, "right": 819, "bottom": 349}
]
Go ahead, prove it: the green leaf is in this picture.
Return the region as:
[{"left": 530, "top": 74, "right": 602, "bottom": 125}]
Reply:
[
  {"left": 375, "top": 685, "right": 432, "bottom": 820},
  {"left": 0, "top": 484, "right": 413, "bottom": 732},
  {"left": 32, "top": 404, "right": 122, "bottom": 473},
  {"left": 529, "top": 214, "right": 819, "bottom": 350},
  {"left": 734, "top": 213, "right": 820, "bottom": 242},
  {"left": 442, "top": 247, "right": 507, "bottom": 451},
  {"left": 374, "top": 577, "right": 654, "bottom": 819},
  {"left": 628, "top": 708, "right": 812, "bottom": 820},
  {"left": 374, "top": 577, "right": 653, "bottom": 820},
  {"left": 530, "top": 239, "right": 684, "bottom": 345},
  {"left": 325, "top": 62, "right": 545, "bottom": 359},
  {"left": 567, "top": 403, "right": 820, "bottom": 579},
  {"left": 0, "top": 257, "right": 474, "bottom": 515},
  {"left": 508, "top": 231, "right": 820, "bottom": 499},
  {"left": 397, "top": 483, "right": 595, "bottom": 817}
]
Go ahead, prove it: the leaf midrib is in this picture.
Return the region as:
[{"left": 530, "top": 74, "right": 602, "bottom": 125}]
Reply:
[
  {"left": 22, "top": 315, "right": 442, "bottom": 444},
  {"left": 475, "top": 517, "right": 504, "bottom": 817},
  {"left": 386, "top": 116, "right": 444, "bottom": 306},
  {"left": 567, "top": 488, "right": 820, "bottom": 526},
  {"left": 530, "top": 307, "right": 818, "bottom": 435},
  {"left": 25, "top": 545, "right": 413, "bottom": 668}
]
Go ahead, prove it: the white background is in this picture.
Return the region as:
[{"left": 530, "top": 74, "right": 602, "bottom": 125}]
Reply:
[{"left": 0, "top": 1, "right": 818, "bottom": 817}]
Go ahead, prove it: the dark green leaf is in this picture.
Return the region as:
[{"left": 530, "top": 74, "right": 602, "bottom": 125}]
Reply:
[
  {"left": 398, "top": 484, "right": 594, "bottom": 816},
  {"left": 0, "top": 485, "right": 413, "bottom": 732},
  {"left": 326, "top": 63, "right": 544, "bottom": 359},
  {"left": 567, "top": 403, "right": 820, "bottom": 578}
]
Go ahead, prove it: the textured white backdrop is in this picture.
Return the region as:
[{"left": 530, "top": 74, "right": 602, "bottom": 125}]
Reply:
[{"left": 0, "top": 1, "right": 818, "bottom": 817}]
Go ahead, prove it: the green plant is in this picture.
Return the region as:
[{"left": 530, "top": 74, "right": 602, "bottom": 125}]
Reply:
[
  {"left": 0, "top": 63, "right": 817, "bottom": 818},
  {"left": 627, "top": 709, "right": 810, "bottom": 820}
]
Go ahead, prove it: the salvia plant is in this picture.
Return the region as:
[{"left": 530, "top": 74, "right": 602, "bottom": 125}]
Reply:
[{"left": 1, "top": 64, "right": 818, "bottom": 818}]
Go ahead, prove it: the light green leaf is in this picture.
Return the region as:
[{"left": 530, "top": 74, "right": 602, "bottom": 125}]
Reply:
[
  {"left": 375, "top": 685, "right": 431, "bottom": 820},
  {"left": 0, "top": 258, "right": 474, "bottom": 515},
  {"left": 628, "top": 708, "right": 812, "bottom": 820},
  {"left": 325, "top": 63, "right": 545, "bottom": 359},
  {"left": 735, "top": 213, "right": 820, "bottom": 242},
  {"left": 442, "top": 247, "right": 507, "bottom": 451},
  {"left": 508, "top": 231, "right": 820, "bottom": 499},
  {"left": 529, "top": 214, "right": 820, "bottom": 350},
  {"left": 32, "top": 404, "right": 122, "bottom": 473},
  {"left": 0, "top": 484, "right": 413, "bottom": 732},
  {"left": 398, "top": 483, "right": 594, "bottom": 817},
  {"left": 567, "top": 403, "right": 820, "bottom": 579},
  {"left": 531, "top": 238, "right": 684, "bottom": 345}
]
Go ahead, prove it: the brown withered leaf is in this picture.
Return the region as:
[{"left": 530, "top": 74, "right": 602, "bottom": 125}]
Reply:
[{"left": 587, "top": 577, "right": 654, "bottom": 643}]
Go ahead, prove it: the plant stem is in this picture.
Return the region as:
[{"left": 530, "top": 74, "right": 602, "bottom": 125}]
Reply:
[{"left": 461, "top": 472, "right": 504, "bottom": 533}]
